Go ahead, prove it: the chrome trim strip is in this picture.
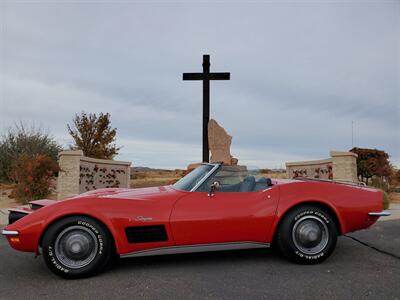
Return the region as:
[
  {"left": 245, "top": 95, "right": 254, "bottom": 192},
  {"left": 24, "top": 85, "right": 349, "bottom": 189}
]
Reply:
[
  {"left": 1, "top": 230, "right": 19, "bottom": 236},
  {"left": 190, "top": 163, "right": 221, "bottom": 192},
  {"left": 295, "top": 177, "right": 367, "bottom": 187},
  {"left": 120, "top": 242, "right": 270, "bottom": 258},
  {"left": 368, "top": 211, "right": 391, "bottom": 217}
]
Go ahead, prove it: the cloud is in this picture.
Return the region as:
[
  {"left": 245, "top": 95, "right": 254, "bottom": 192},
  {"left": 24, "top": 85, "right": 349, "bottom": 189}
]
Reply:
[{"left": 1, "top": 1, "right": 399, "bottom": 168}]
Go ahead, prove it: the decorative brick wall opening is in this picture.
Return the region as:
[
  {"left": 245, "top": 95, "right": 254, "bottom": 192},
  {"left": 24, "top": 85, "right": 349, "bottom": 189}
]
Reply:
[{"left": 57, "top": 150, "right": 132, "bottom": 200}]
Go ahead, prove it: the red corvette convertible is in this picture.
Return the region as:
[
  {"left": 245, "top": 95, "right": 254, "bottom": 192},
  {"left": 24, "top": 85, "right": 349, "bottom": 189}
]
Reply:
[{"left": 2, "top": 163, "right": 390, "bottom": 278}]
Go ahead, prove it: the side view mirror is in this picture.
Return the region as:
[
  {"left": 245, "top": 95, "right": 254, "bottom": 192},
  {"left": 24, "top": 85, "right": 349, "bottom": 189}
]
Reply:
[{"left": 208, "top": 181, "right": 220, "bottom": 197}]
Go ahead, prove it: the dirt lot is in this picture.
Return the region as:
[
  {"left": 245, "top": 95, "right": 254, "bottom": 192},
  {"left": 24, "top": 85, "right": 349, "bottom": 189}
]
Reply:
[
  {"left": 130, "top": 169, "right": 186, "bottom": 188},
  {"left": 260, "top": 170, "right": 288, "bottom": 179},
  {"left": 0, "top": 183, "right": 17, "bottom": 209},
  {"left": 0, "top": 182, "right": 58, "bottom": 208},
  {"left": 389, "top": 192, "right": 400, "bottom": 203}
]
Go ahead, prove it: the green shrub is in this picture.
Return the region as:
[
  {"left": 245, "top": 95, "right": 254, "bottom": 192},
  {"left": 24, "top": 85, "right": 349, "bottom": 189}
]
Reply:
[
  {"left": 0, "top": 123, "right": 62, "bottom": 182},
  {"left": 9, "top": 154, "right": 60, "bottom": 204}
]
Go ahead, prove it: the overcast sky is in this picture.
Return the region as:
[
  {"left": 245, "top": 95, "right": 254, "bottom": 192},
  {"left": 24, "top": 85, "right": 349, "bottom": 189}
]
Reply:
[{"left": 1, "top": 1, "right": 399, "bottom": 169}]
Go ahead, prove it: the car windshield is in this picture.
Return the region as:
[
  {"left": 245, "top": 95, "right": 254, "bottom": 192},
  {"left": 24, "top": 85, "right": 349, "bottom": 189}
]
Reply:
[{"left": 173, "top": 164, "right": 215, "bottom": 191}]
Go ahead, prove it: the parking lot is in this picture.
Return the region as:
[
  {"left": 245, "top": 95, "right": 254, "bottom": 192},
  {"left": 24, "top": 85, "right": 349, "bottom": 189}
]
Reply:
[{"left": 0, "top": 220, "right": 399, "bottom": 300}]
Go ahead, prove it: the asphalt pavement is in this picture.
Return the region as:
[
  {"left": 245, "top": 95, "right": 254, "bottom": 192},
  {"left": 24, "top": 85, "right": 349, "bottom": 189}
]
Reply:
[{"left": 0, "top": 220, "right": 399, "bottom": 300}]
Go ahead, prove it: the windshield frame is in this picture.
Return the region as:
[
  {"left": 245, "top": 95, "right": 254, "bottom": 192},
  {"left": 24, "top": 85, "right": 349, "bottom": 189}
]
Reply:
[
  {"left": 172, "top": 163, "right": 221, "bottom": 192},
  {"left": 190, "top": 163, "right": 220, "bottom": 192}
]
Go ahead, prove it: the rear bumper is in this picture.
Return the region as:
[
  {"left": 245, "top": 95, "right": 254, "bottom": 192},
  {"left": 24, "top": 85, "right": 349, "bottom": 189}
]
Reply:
[{"left": 368, "top": 211, "right": 391, "bottom": 217}]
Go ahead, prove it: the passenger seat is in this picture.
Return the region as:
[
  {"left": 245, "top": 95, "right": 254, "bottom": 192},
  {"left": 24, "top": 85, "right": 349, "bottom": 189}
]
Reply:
[{"left": 239, "top": 176, "right": 256, "bottom": 192}]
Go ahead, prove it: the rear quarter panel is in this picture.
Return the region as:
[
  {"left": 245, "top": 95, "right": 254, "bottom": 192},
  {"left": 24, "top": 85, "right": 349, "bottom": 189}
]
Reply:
[{"left": 272, "top": 181, "right": 382, "bottom": 236}]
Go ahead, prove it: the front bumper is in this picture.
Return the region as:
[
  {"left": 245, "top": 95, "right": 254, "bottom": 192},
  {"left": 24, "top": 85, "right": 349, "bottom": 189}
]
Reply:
[
  {"left": 2, "top": 228, "right": 38, "bottom": 253},
  {"left": 368, "top": 211, "right": 391, "bottom": 217},
  {"left": 1, "top": 230, "right": 19, "bottom": 236}
]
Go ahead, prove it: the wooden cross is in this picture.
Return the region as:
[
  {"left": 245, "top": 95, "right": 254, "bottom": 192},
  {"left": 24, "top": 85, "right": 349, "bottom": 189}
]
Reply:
[{"left": 183, "top": 54, "right": 230, "bottom": 162}]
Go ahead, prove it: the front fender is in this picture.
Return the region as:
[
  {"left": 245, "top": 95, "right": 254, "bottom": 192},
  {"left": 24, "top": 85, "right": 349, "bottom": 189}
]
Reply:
[{"left": 4, "top": 199, "right": 124, "bottom": 254}]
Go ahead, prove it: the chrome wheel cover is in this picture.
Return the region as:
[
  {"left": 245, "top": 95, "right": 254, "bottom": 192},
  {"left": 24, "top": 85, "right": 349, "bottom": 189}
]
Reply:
[
  {"left": 54, "top": 225, "right": 98, "bottom": 269},
  {"left": 292, "top": 216, "right": 329, "bottom": 255}
]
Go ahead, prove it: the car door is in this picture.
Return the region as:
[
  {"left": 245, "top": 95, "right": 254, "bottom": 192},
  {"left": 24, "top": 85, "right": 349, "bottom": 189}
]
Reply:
[{"left": 170, "top": 170, "right": 279, "bottom": 246}]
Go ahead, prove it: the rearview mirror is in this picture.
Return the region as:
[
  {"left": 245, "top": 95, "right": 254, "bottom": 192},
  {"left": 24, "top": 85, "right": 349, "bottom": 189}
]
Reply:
[{"left": 208, "top": 181, "right": 220, "bottom": 197}]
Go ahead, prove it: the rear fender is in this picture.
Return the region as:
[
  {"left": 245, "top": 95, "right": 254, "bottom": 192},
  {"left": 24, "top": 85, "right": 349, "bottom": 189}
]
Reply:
[{"left": 270, "top": 199, "right": 344, "bottom": 240}]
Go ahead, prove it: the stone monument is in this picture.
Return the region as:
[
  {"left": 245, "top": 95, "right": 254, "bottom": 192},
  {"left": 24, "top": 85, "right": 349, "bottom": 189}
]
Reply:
[
  {"left": 186, "top": 119, "right": 238, "bottom": 172},
  {"left": 208, "top": 119, "right": 238, "bottom": 165}
]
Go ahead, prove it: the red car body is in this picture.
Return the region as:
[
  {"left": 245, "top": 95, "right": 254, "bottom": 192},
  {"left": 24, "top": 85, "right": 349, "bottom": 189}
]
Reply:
[{"left": 3, "top": 177, "right": 384, "bottom": 257}]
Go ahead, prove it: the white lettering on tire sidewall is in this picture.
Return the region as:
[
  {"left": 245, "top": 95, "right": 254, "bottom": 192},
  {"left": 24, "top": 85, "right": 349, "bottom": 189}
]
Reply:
[
  {"left": 47, "top": 220, "right": 104, "bottom": 273},
  {"left": 293, "top": 210, "right": 330, "bottom": 260}
]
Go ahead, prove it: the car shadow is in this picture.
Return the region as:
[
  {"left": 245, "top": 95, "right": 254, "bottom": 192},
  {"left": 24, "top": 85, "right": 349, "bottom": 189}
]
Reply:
[{"left": 110, "top": 247, "right": 285, "bottom": 272}]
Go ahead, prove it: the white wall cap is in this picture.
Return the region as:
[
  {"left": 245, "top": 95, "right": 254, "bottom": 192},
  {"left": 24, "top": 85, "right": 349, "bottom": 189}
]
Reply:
[
  {"left": 58, "top": 150, "right": 84, "bottom": 157},
  {"left": 330, "top": 151, "right": 358, "bottom": 158}
]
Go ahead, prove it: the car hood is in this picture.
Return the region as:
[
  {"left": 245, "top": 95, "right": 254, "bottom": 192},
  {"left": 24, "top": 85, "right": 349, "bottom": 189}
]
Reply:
[
  {"left": 6, "top": 186, "right": 184, "bottom": 227},
  {"left": 76, "top": 185, "right": 179, "bottom": 201}
]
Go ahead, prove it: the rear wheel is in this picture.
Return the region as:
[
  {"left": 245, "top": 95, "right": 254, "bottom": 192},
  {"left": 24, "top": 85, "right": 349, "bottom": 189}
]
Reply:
[
  {"left": 42, "top": 216, "right": 113, "bottom": 278},
  {"left": 276, "top": 205, "right": 338, "bottom": 264}
]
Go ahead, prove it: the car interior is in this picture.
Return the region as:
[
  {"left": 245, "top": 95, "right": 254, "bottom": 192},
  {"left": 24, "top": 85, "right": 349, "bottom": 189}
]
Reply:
[{"left": 216, "top": 176, "right": 273, "bottom": 192}]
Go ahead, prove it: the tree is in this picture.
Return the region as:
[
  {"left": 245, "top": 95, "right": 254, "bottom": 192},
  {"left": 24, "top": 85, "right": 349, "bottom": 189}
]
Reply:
[
  {"left": 0, "top": 123, "right": 62, "bottom": 182},
  {"left": 68, "top": 112, "right": 120, "bottom": 159},
  {"left": 350, "top": 147, "right": 392, "bottom": 185}
]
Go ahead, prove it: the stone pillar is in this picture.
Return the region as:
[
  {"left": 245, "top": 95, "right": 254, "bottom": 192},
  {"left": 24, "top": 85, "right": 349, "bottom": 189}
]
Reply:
[
  {"left": 57, "top": 150, "right": 83, "bottom": 200},
  {"left": 331, "top": 151, "right": 358, "bottom": 183}
]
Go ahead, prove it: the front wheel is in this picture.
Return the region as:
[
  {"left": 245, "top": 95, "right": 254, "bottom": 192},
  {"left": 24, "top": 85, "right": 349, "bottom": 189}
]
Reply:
[
  {"left": 276, "top": 205, "right": 338, "bottom": 264},
  {"left": 42, "top": 216, "right": 113, "bottom": 278}
]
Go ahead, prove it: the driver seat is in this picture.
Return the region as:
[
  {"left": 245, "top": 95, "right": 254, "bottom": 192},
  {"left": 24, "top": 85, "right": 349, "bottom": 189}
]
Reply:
[{"left": 254, "top": 177, "right": 272, "bottom": 191}]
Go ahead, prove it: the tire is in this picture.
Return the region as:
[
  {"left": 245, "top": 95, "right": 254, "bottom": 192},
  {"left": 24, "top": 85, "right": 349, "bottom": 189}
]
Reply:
[
  {"left": 42, "top": 216, "right": 114, "bottom": 279},
  {"left": 276, "top": 205, "right": 338, "bottom": 264}
]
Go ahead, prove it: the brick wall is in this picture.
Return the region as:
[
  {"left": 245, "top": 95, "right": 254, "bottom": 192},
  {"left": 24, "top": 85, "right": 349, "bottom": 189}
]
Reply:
[
  {"left": 57, "top": 150, "right": 131, "bottom": 200},
  {"left": 286, "top": 151, "right": 358, "bottom": 183}
]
